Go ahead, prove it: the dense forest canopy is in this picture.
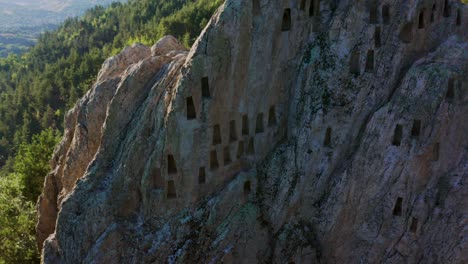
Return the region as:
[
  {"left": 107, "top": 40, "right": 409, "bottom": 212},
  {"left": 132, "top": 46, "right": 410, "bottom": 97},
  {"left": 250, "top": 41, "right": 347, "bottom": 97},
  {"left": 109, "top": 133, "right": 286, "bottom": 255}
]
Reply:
[{"left": 0, "top": 0, "right": 223, "bottom": 262}]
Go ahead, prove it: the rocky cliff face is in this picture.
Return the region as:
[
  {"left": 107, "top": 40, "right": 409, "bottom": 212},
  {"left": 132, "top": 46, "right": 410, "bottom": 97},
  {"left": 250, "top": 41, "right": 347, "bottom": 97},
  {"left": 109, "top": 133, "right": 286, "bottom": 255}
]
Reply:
[{"left": 38, "top": 0, "right": 467, "bottom": 263}]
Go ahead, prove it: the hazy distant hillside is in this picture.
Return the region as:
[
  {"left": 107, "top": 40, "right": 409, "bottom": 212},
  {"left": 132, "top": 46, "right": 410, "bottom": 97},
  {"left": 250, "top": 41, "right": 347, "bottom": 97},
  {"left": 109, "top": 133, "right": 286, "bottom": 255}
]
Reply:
[
  {"left": 0, "top": 0, "right": 126, "bottom": 57},
  {"left": 0, "top": 0, "right": 126, "bottom": 31}
]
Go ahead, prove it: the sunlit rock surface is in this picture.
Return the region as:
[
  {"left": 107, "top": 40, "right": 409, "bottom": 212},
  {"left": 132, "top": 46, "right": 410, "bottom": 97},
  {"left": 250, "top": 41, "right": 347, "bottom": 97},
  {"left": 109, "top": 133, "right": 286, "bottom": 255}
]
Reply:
[{"left": 38, "top": 0, "right": 467, "bottom": 263}]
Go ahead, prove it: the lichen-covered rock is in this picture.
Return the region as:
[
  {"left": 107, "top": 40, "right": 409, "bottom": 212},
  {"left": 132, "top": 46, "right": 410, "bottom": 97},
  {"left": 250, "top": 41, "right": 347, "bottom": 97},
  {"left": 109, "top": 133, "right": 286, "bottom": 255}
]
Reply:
[{"left": 39, "top": 0, "right": 467, "bottom": 263}]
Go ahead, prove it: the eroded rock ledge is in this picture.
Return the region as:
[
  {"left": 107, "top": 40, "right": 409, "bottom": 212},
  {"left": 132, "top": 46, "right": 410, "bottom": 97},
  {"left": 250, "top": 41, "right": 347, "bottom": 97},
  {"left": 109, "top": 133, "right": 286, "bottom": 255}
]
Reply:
[{"left": 39, "top": 1, "right": 467, "bottom": 263}]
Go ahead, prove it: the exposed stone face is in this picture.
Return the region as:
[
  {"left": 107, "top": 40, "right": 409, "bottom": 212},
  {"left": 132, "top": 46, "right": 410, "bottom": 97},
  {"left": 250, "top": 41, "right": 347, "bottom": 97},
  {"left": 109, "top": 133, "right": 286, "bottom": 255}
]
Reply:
[{"left": 39, "top": 0, "right": 467, "bottom": 263}]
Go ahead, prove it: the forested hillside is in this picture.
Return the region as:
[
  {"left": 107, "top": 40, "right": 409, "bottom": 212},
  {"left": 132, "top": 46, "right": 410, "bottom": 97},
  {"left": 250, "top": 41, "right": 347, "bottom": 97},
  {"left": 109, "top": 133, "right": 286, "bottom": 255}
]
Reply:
[
  {"left": 0, "top": 0, "right": 223, "bottom": 262},
  {"left": 0, "top": 0, "right": 223, "bottom": 169}
]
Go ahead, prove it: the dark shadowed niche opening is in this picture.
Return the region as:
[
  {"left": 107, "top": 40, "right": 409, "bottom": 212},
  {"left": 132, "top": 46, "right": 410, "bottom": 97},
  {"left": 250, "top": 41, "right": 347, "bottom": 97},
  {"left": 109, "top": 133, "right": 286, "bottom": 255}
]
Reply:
[
  {"left": 210, "top": 150, "right": 219, "bottom": 170},
  {"left": 446, "top": 78, "right": 455, "bottom": 102},
  {"left": 282, "top": 8, "right": 291, "bottom": 31},
  {"left": 213, "top": 125, "right": 222, "bottom": 145},
  {"left": 247, "top": 138, "right": 255, "bottom": 155},
  {"left": 375, "top": 27, "right": 382, "bottom": 48},
  {"left": 399, "top": 22, "right": 413, "bottom": 43},
  {"left": 324, "top": 127, "right": 332, "bottom": 147},
  {"left": 456, "top": 9, "right": 461, "bottom": 26},
  {"left": 256, "top": 113, "right": 264, "bottom": 134},
  {"left": 369, "top": 1, "right": 378, "bottom": 24},
  {"left": 237, "top": 141, "right": 245, "bottom": 158},
  {"left": 309, "top": 0, "right": 320, "bottom": 17},
  {"left": 199, "top": 167, "right": 206, "bottom": 184},
  {"left": 410, "top": 217, "right": 418, "bottom": 233},
  {"left": 392, "top": 124, "right": 403, "bottom": 146},
  {"left": 242, "top": 115, "right": 249, "bottom": 135},
  {"left": 300, "top": 0, "right": 306, "bottom": 11},
  {"left": 229, "top": 120, "right": 238, "bottom": 142},
  {"left": 418, "top": 10, "right": 425, "bottom": 29},
  {"left": 382, "top": 5, "right": 390, "bottom": 24},
  {"left": 433, "top": 143, "right": 440, "bottom": 161},
  {"left": 431, "top": 4, "right": 436, "bottom": 23},
  {"left": 223, "top": 146, "right": 232, "bottom": 165},
  {"left": 365, "top": 50, "right": 375, "bottom": 72},
  {"left": 444, "top": 0, "right": 450, "bottom": 17},
  {"left": 167, "top": 180, "right": 177, "bottom": 199},
  {"left": 168, "top": 154, "right": 177, "bottom": 174},
  {"left": 201, "top": 77, "right": 211, "bottom": 98},
  {"left": 253, "top": 0, "right": 260, "bottom": 16},
  {"left": 349, "top": 51, "right": 361, "bottom": 76},
  {"left": 244, "top": 181, "right": 251, "bottom": 195},
  {"left": 186, "top": 97, "right": 196, "bottom": 120},
  {"left": 411, "top": 120, "right": 421, "bottom": 138},
  {"left": 443, "top": 0, "right": 450, "bottom": 18},
  {"left": 268, "top": 106, "right": 277, "bottom": 127},
  {"left": 393, "top": 197, "right": 403, "bottom": 216}
]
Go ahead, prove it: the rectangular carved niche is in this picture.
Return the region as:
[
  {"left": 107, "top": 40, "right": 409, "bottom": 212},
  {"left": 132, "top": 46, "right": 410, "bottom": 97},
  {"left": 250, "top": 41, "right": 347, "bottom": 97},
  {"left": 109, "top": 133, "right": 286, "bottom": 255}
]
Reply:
[
  {"left": 256, "top": 113, "right": 264, "bottom": 134},
  {"left": 431, "top": 5, "right": 436, "bottom": 23},
  {"left": 309, "top": 0, "right": 320, "bottom": 17},
  {"left": 411, "top": 120, "right": 421, "bottom": 137},
  {"left": 244, "top": 181, "right": 252, "bottom": 195},
  {"left": 247, "top": 138, "right": 255, "bottom": 155},
  {"left": 186, "top": 97, "right": 196, "bottom": 120},
  {"left": 201, "top": 77, "right": 211, "bottom": 98},
  {"left": 230, "top": 120, "right": 238, "bottom": 142},
  {"left": 300, "top": 0, "right": 306, "bottom": 11},
  {"left": 237, "top": 141, "right": 245, "bottom": 158},
  {"left": 456, "top": 9, "right": 461, "bottom": 26},
  {"left": 324, "top": 127, "right": 332, "bottom": 147},
  {"left": 433, "top": 143, "right": 440, "bottom": 161},
  {"left": 281, "top": 8, "right": 291, "bottom": 31},
  {"left": 268, "top": 106, "right": 277, "bottom": 127},
  {"left": 446, "top": 78, "right": 455, "bottom": 102},
  {"left": 242, "top": 115, "right": 249, "bottom": 135},
  {"left": 382, "top": 5, "right": 390, "bottom": 24},
  {"left": 167, "top": 180, "right": 177, "bottom": 199},
  {"left": 213, "top": 125, "right": 222, "bottom": 145},
  {"left": 410, "top": 217, "right": 418, "bottom": 233},
  {"left": 210, "top": 150, "right": 219, "bottom": 170},
  {"left": 223, "top": 146, "right": 232, "bottom": 165},
  {"left": 365, "top": 50, "right": 375, "bottom": 72},
  {"left": 369, "top": 1, "right": 378, "bottom": 24},
  {"left": 393, "top": 197, "right": 403, "bottom": 216},
  {"left": 253, "top": 0, "right": 260, "bottom": 16},
  {"left": 418, "top": 10, "right": 425, "bottom": 29},
  {"left": 392, "top": 124, "right": 403, "bottom": 146},
  {"left": 168, "top": 155, "right": 177, "bottom": 175},
  {"left": 374, "top": 27, "right": 381, "bottom": 48},
  {"left": 199, "top": 167, "right": 206, "bottom": 184},
  {"left": 349, "top": 51, "right": 361, "bottom": 76},
  {"left": 443, "top": 0, "right": 450, "bottom": 18}
]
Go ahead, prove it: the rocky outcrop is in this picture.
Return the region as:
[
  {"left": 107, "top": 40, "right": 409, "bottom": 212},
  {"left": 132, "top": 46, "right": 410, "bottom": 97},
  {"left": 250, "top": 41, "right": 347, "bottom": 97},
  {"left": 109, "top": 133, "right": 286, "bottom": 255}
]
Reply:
[{"left": 39, "top": 0, "right": 467, "bottom": 263}]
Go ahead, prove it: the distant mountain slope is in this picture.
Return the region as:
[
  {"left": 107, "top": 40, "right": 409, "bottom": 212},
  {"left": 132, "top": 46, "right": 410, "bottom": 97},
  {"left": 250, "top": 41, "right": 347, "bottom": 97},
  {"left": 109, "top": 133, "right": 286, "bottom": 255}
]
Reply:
[
  {"left": 0, "top": 0, "right": 127, "bottom": 57},
  {"left": 0, "top": 0, "right": 126, "bottom": 31}
]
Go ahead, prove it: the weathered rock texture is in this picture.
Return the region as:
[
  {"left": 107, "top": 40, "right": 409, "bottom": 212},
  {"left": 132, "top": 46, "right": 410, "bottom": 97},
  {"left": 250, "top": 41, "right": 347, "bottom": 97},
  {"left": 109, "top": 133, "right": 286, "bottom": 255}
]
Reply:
[{"left": 38, "top": 0, "right": 467, "bottom": 263}]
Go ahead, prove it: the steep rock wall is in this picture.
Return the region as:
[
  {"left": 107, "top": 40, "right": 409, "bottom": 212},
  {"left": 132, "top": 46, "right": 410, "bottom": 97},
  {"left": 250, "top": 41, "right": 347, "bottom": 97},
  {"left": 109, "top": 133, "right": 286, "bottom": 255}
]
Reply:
[{"left": 39, "top": 0, "right": 467, "bottom": 263}]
